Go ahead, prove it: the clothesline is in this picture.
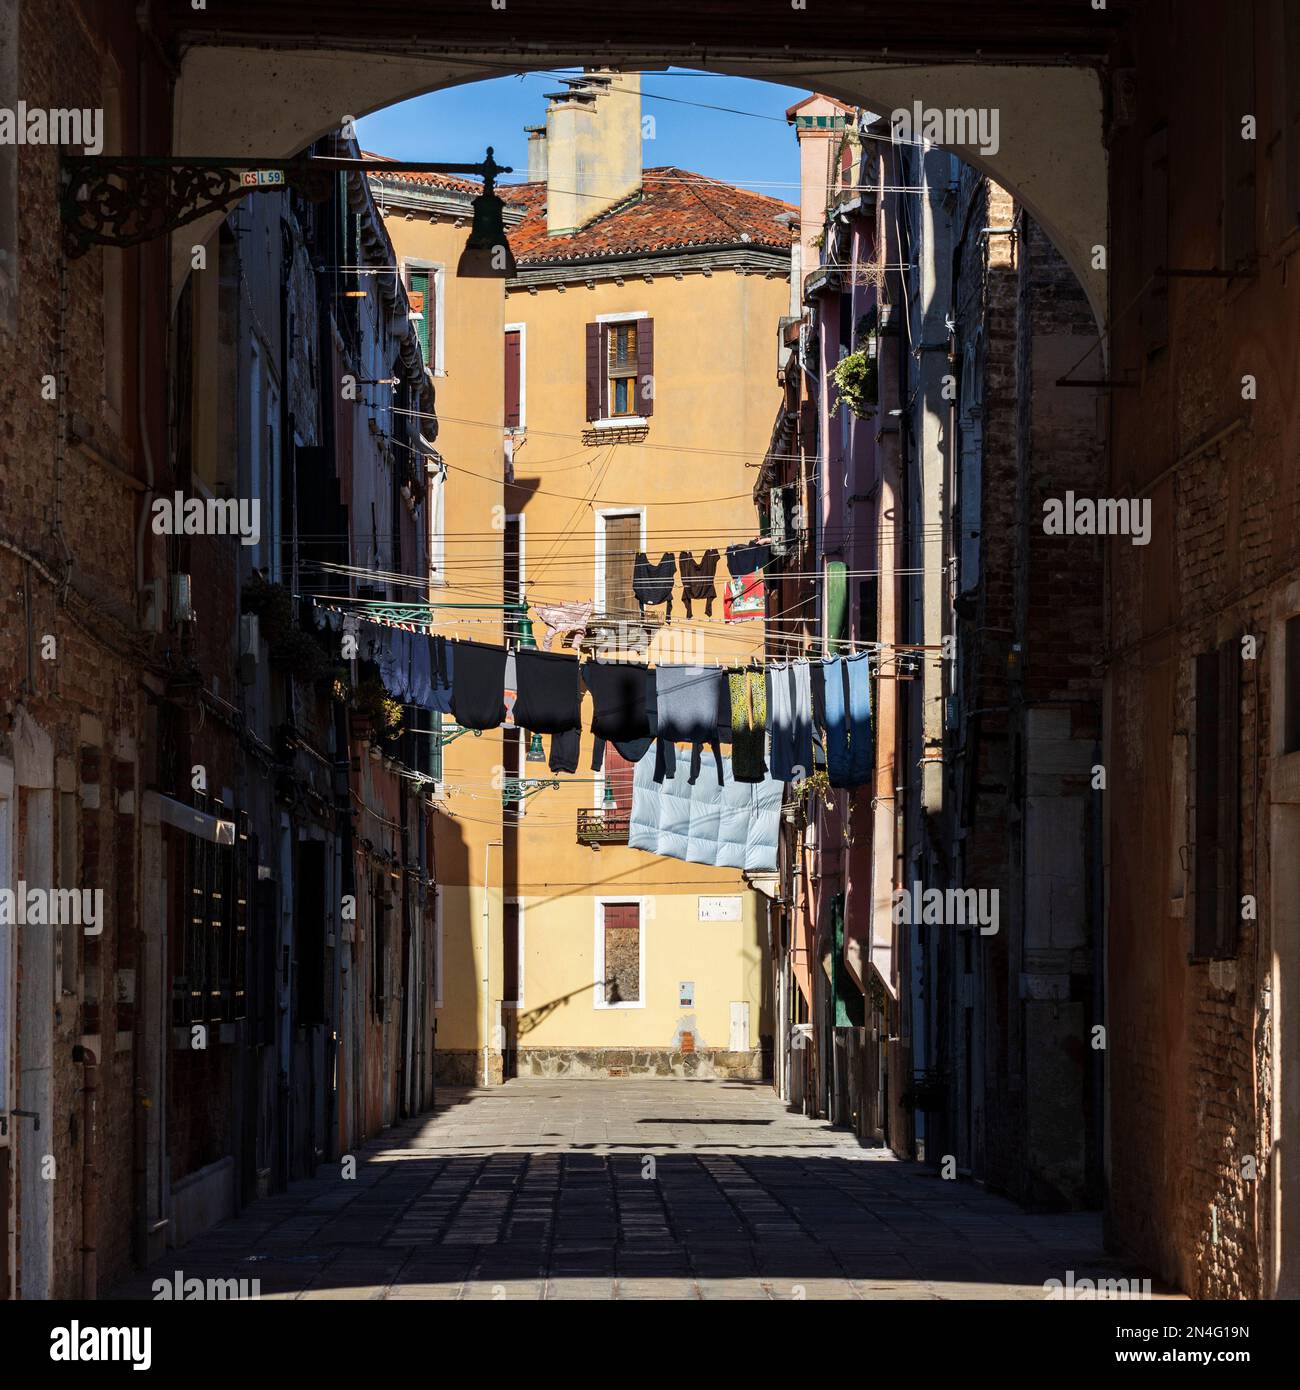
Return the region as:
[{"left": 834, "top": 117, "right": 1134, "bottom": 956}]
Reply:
[{"left": 315, "top": 598, "right": 939, "bottom": 660}]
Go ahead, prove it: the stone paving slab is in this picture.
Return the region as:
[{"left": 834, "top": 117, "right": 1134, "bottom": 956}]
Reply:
[{"left": 108, "top": 1078, "right": 1175, "bottom": 1302}]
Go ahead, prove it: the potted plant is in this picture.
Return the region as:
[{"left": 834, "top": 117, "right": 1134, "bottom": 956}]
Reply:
[{"left": 830, "top": 345, "right": 879, "bottom": 420}]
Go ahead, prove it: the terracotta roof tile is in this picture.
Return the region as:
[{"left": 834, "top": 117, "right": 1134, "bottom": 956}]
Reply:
[
  {"left": 499, "top": 167, "right": 796, "bottom": 265},
  {"left": 364, "top": 152, "right": 481, "bottom": 195}
]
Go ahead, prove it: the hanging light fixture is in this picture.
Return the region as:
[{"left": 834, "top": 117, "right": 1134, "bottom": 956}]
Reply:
[{"left": 457, "top": 146, "right": 518, "bottom": 279}]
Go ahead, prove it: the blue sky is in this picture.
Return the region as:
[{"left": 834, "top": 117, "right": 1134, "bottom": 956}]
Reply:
[{"left": 355, "top": 69, "right": 809, "bottom": 197}]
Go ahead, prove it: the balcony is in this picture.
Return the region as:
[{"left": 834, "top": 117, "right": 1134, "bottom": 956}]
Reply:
[
  {"left": 577, "top": 806, "right": 630, "bottom": 846},
  {"left": 579, "top": 613, "right": 661, "bottom": 656}
]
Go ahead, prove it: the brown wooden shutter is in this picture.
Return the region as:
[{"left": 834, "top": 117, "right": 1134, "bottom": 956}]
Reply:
[
  {"left": 636, "top": 316, "right": 655, "bottom": 417},
  {"left": 1192, "top": 640, "right": 1241, "bottom": 960},
  {"left": 585, "top": 322, "right": 602, "bottom": 420},
  {"left": 604, "top": 744, "right": 637, "bottom": 818},
  {"left": 604, "top": 514, "right": 639, "bottom": 616},
  {"left": 502, "top": 901, "right": 520, "bottom": 1005},
  {"left": 504, "top": 328, "right": 522, "bottom": 428}
]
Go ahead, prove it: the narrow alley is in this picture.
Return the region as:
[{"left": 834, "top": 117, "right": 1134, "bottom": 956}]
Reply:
[
  {"left": 107, "top": 1080, "right": 1161, "bottom": 1302},
  {"left": 1, "top": 0, "right": 1295, "bottom": 1362}
]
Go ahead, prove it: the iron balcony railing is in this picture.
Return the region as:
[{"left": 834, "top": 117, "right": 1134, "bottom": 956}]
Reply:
[{"left": 577, "top": 807, "right": 630, "bottom": 845}]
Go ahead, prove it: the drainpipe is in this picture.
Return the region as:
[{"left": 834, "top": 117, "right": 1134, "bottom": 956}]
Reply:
[
  {"left": 73, "top": 1043, "right": 99, "bottom": 1298},
  {"left": 482, "top": 841, "right": 502, "bottom": 1087},
  {"left": 133, "top": 13, "right": 158, "bottom": 602}
]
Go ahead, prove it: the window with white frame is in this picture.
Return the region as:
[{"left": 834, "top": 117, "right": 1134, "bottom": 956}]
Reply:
[
  {"left": 586, "top": 313, "right": 654, "bottom": 424},
  {"left": 404, "top": 261, "right": 443, "bottom": 376},
  {"left": 504, "top": 324, "right": 525, "bottom": 429},
  {"left": 427, "top": 449, "right": 446, "bottom": 584},
  {"left": 596, "top": 900, "right": 644, "bottom": 1007}
]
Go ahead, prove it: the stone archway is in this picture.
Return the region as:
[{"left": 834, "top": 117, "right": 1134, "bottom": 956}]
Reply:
[{"left": 168, "top": 46, "right": 1107, "bottom": 330}]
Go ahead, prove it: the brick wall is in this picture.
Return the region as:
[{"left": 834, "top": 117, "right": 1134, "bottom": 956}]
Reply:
[
  {"left": 0, "top": 0, "right": 171, "bottom": 1296},
  {"left": 1102, "top": 0, "right": 1286, "bottom": 1297}
]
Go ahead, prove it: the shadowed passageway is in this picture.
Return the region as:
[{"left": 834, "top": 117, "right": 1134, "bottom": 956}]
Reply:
[{"left": 109, "top": 1081, "right": 1172, "bottom": 1301}]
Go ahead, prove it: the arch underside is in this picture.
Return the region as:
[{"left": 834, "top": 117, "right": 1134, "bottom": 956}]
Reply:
[{"left": 169, "top": 46, "right": 1107, "bottom": 333}]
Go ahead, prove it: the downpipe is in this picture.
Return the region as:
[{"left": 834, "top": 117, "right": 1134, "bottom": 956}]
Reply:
[{"left": 73, "top": 1043, "right": 99, "bottom": 1298}]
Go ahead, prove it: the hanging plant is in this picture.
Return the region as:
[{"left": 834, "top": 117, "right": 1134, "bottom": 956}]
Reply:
[
  {"left": 793, "top": 768, "right": 834, "bottom": 813},
  {"left": 349, "top": 669, "right": 404, "bottom": 744},
  {"left": 830, "top": 346, "right": 878, "bottom": 420}
]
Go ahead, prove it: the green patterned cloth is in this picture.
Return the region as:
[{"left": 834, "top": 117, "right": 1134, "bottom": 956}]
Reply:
[{"left": 728, "top": 669, "right": 768, "bottom": 783}]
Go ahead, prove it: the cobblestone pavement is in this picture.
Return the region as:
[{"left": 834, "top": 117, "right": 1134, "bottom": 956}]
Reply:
[{"left": 110, "top": 1079, "right": 1173, "bottom": 1301}]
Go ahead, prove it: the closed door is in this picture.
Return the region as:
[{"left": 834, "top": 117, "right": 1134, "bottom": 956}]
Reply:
[{"left": 603, "top": 515, "right": 639, "bottom": 617}]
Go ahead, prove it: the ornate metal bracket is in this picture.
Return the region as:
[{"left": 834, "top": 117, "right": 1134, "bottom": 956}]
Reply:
[
  {"left": 60, "top": 150, "right": 512, "bottom": 260},
  {"left": 438, "top": 725, "right": 483, "bottom": 747},
  {"left": 502, "top": 778, "right": 560, "bottom": 805},
  {"left": 60, "top": 156, "right": 333, "bottom": 259}
]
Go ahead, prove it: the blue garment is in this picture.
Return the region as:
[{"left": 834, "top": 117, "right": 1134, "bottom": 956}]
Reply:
[
  {"left": 821, "top": 652, "right": 872, "bottom": 787},
  {"left": 430, "top": 637, "right": 454, "bottom": 715},
  {"left": 766, "top": 660, "right": 814, "bottom": 783}
]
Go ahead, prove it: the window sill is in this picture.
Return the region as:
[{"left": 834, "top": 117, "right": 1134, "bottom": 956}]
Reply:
[{"left": 592, "top": 416, "right": 648, "bottom": 429}]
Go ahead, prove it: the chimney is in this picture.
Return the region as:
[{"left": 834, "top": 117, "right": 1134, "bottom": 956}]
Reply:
[
  {"left": 788, "top": 95, "right": 854, "bottom": 284},
  {"left": 543, "top": 70, "right": 642, "bottom": 237},
  {"left": 525, "top": 124, "right": 548, "bottom": 183}
]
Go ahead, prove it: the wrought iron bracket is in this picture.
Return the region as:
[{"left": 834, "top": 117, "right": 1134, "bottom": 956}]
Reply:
[
  {"left": 438, "top": 725, "right": 483, "bottom": 747},
  {"left": 60, "top": 150, "right": 511, "bottom": 260},
  {"left": 502, "top": 778, "right": 560, "bottom": 805}
]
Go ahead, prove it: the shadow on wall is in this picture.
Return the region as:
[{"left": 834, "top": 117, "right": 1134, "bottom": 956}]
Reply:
[{"left": 433, "top": 809, "right": 473, "bottom": 1080}]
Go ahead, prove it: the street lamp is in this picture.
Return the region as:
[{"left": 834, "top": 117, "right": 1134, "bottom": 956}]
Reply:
[
  {"left": 61, "top": 148, "right": 519, "bottom": 278},
  {"left": 457, "top": 148, "right": 518, "bottom": 279}
]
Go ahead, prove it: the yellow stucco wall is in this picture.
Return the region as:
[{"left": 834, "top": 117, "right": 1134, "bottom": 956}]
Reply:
[{"left": 383, "top": 194, "right": 788, "bottom": 1072}]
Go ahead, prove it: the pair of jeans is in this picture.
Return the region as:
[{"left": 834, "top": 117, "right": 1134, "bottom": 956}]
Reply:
[{"left": 821, "top": 652, "right": 872, "bottom": 787}]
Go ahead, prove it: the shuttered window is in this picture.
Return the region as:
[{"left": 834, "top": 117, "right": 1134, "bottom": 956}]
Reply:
[
  {"left": 174, "top": 799, "right": 249, "bottom": 1026},
  {"left": 504, "top": 327, "right": 522, "bottom": 427},
  {"left": 603, "top": 513, "right": 640, "bottom": 616},
  {"left": 1192, "top": 640, "right": 1241, "bottom": 960},
  {"left": 503, "top": 901, "right": 520, "bottom": 1007},
  {"left": 295, "top": 840, "right": 327, "bottom": 1026},
  {"left": 607, "top": 322, "right": 638, "bottom": 416},
  {"left": 407, "top": 268, "right": 432, "bottom": 366},
  {"left": 252, "top": 872, "right": 277, "bottom": 1048},
  {"left": 405, "top": 705, "right": 443, "bottom": 784},
  {"left": 371, "top": 875, "right": 388, "bottom": 1022},
  {"left": 585, "top": 318, "right": 654, "bottom": 420},
  {"left": 601, "top": 746, "right": 636, "bottom": 840}
]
